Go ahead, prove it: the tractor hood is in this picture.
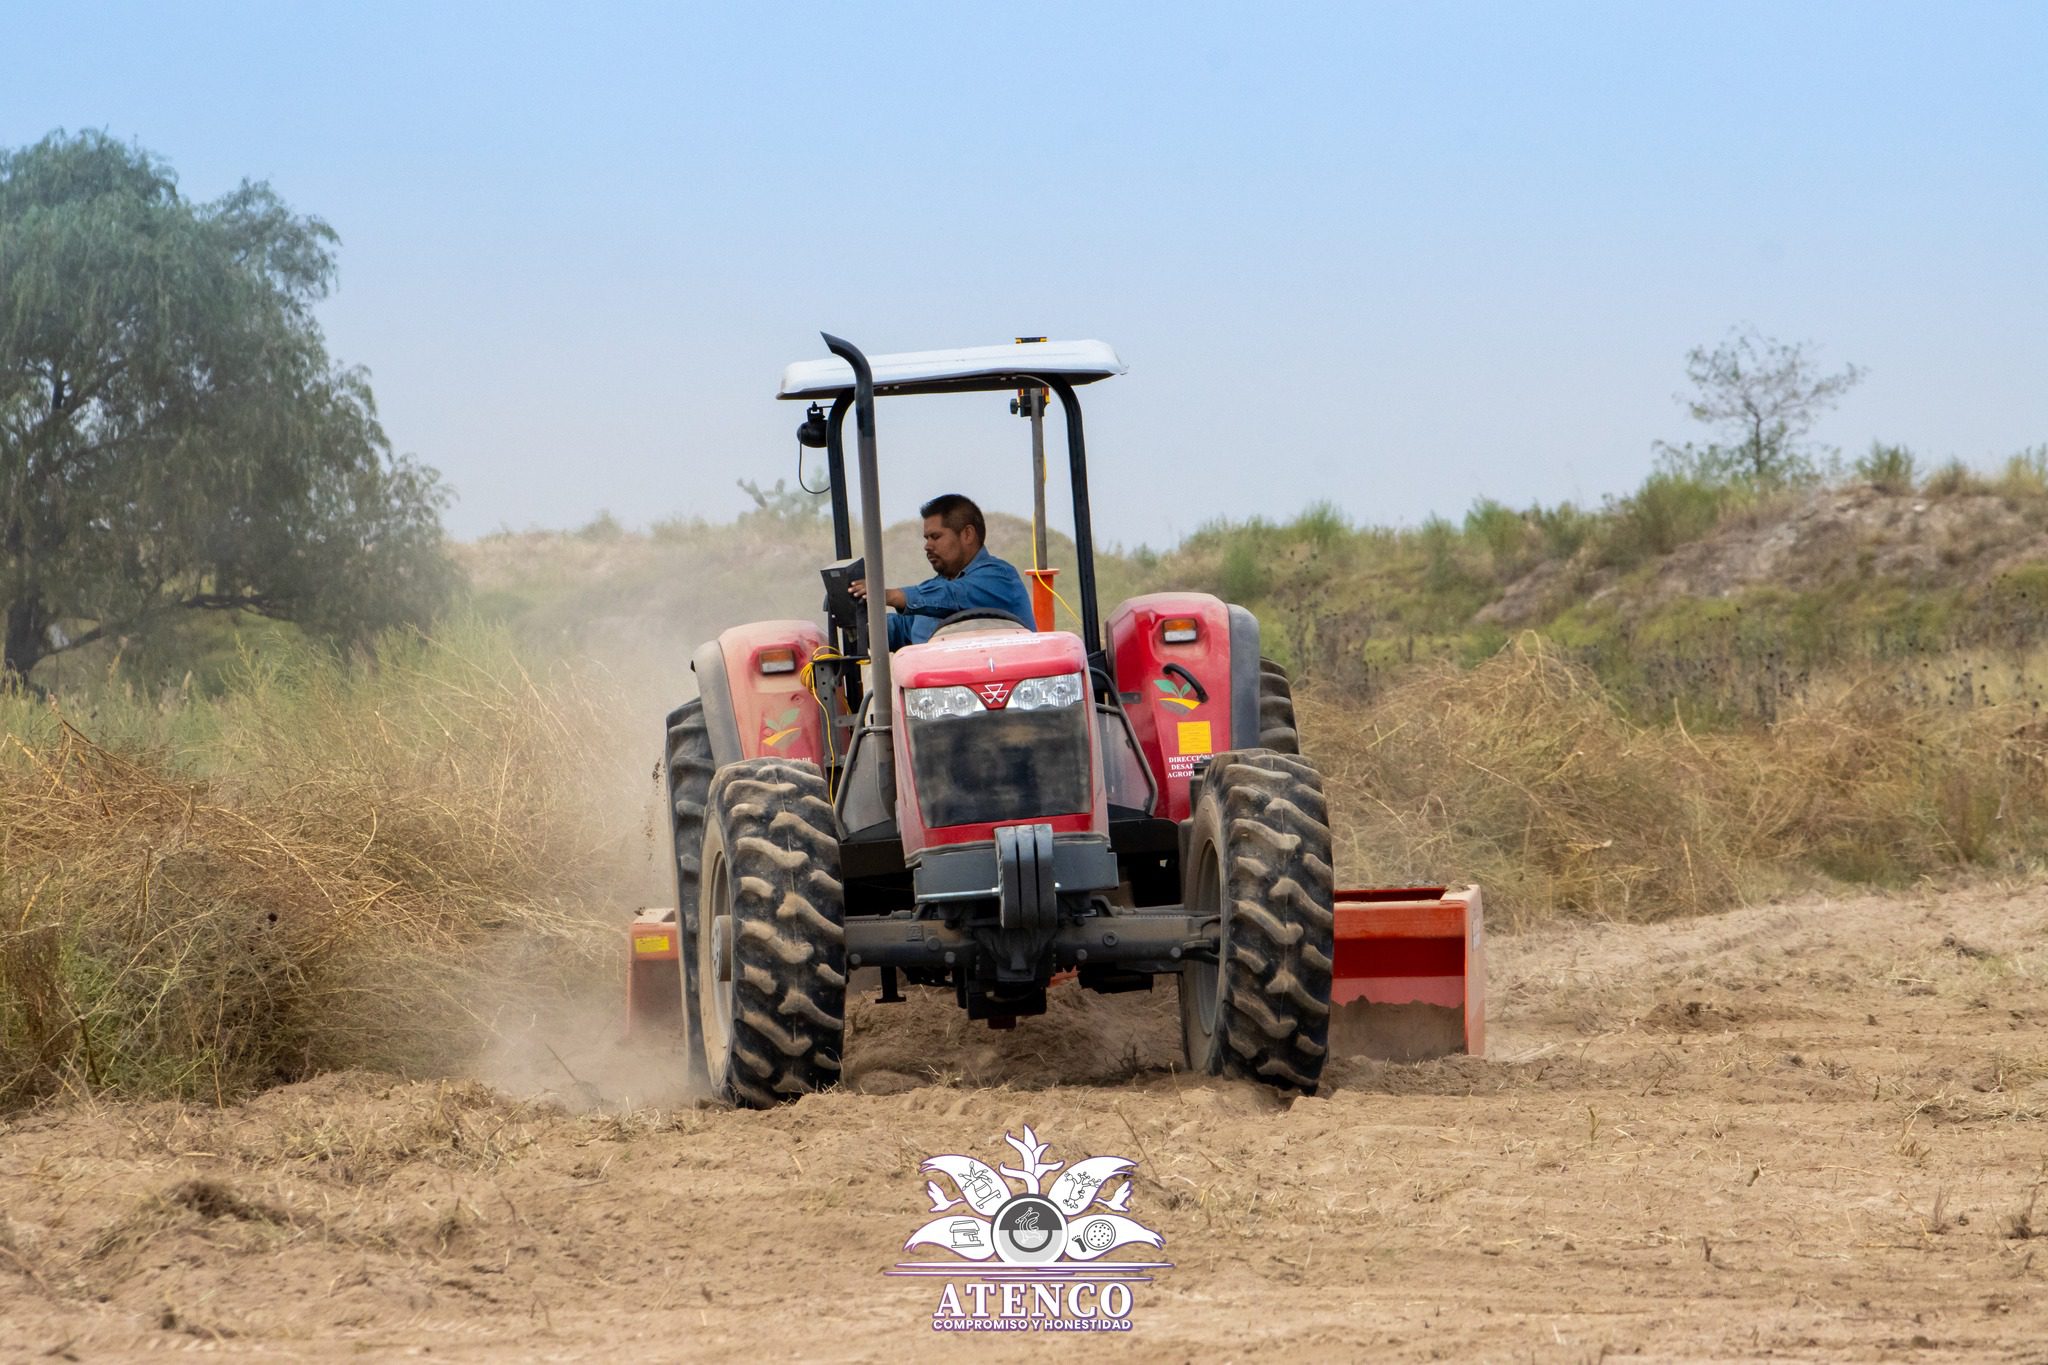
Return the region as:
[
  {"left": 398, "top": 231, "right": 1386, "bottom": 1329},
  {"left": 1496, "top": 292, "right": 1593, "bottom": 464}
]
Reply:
[
  {"left": 889, "top": 627, "right": 1106, "bottom": 857},
  {"left": 891, "top": 626, "right": 1088, "bottom": 696}
]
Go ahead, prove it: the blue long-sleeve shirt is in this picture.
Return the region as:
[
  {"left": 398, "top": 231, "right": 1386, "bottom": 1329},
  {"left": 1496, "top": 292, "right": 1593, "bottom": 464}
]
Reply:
[{"left": 888, "top": 547, "right": 1036, "bottom": 648}]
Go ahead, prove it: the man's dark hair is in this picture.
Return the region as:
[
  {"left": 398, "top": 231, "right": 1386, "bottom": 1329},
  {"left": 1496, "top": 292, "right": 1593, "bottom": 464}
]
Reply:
[{"left": 920, "top": 493, "right": 986, "bottom": 545}]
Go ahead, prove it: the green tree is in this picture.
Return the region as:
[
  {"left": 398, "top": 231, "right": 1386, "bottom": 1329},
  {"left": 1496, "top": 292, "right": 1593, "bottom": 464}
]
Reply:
[
  {"left": 1, "top": 131, "right": 453, "bottom": 684},
  {"left": 1659, "top": 326, "right": 1865, "bottom": 486}
]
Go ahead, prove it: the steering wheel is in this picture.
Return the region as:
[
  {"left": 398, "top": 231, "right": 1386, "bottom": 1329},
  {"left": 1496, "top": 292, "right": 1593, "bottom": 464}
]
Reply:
[{"left": 934, "top": 608, "right": 1030, "bottom": 629}]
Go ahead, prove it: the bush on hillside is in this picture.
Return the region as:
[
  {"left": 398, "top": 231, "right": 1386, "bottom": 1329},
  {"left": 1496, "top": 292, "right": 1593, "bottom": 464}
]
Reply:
[
  {"left": 1595, "top": 472, "right": 1730, "bottom": 569},
  {"left": 1463, "top": 499, "right": 1537, "bottom": 580},
  {"left": 1854, "top": 442, "right": 1918, "bottom": 494},
  {"left": 1530, "top": 502, "right": 1597, "bottom": 561},
  {"left": 1923, "top": 459, "right": 1990, "bottom": 498},
  {"left": 1994, "top": 448, "right": 2048, "bottom": 500},
  {"left": 1290, "top": 500, "right": 1351, "bottom": 554}
]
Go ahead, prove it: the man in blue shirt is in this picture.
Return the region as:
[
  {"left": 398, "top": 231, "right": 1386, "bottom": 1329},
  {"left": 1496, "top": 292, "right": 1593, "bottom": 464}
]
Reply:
[{"left": 850, "top": 493, "right": 1036, "bottom": 649}]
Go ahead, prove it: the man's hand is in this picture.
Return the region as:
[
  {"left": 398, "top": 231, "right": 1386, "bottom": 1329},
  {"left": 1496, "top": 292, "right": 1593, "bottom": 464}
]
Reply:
[{"left": 849, "top": 580, "right": 906, "bottom": 610}]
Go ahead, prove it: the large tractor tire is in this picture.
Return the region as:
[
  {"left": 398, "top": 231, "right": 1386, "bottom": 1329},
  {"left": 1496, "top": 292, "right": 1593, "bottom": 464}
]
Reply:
[
  {"left": 1179, "top": 749, "right": 1335, "bottom": 1094},
  {"left": 1258, "top": 657, "right": 1299, "bottom": 754},
  {"left": 692, "top": 758, "right": 847, "bottom": 1108},
  {"left": 664, "top": 701, "right": 715, "bottom": 1086}
]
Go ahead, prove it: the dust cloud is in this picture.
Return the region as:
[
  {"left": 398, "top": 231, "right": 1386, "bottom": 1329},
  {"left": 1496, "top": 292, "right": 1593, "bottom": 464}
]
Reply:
[
  {"left": 446, "top": 511, "right": 1106, "bottom": 1111},
  {"left": 446, "top": 518, "right": 854, "bottom": 1110}
]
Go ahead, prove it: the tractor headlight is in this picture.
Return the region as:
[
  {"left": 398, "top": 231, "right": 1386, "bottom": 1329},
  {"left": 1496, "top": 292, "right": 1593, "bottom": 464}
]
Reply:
[
  {"left": 903, "top": 685, "right": 985, "bottom": 721},
  {"left": 1009, "top": 671, "right": 1084, "bottom": 711}
]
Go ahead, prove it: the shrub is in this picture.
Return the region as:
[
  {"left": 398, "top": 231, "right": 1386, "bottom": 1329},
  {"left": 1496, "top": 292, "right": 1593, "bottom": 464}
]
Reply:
[
  {"left": 1531, "top": 502, "right": 1597, "bottom": 561},
  {"left": 1463, "top": 498, "right": 1535, "bottom": 580},
  {"left": 1290, "top": 500, "right": 1350, "bottom": 554},
  {"left": 649, "top": 514, "right": 710, "bottom": 543},
  {"left": 1994, "top": 447, "right": 2048, "bottom": 499},
  {"left": 1923, "top": 459, "right": 1989, "bottom": 498},
  {"left": 736, "top": 477, "right": 829, "bottom": 525},
  {"left": 1854, "top": 442, "right": 1918, "bottom": 494},
  {"left": 1597, "top": 472, "right": 1728, "bottom": 569},
  {"left": 1418, "top": 516, "right": 1466, "bottom": 595},
  {"left": 1218, "top": 537, "right": 1271, "bottom": 602}
]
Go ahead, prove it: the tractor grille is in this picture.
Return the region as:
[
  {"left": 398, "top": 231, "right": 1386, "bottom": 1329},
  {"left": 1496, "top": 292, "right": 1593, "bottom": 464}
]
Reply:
[{"left": 907, "top": 709, "right": 1090, "bottom": 829}]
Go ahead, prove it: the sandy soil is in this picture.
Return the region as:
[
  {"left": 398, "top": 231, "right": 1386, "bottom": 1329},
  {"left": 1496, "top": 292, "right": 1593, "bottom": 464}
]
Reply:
[{"left": 3, "top": 883, "right": 2045, "bottom": 1362}]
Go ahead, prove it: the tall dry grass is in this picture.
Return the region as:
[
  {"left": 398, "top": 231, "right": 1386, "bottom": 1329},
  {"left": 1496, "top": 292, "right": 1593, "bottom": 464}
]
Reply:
[
  {"left": 11, "top": 617, "right": 2048, "bottom": 1104},
  {"left": 1304, "top": 636, "right": 2048, "bottom": 927},
  {"left": 0, "top": 621, "right": 640, "bottom": 1107}
]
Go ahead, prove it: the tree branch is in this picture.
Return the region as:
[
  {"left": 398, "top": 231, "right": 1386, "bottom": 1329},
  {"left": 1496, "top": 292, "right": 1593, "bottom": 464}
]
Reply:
[{"left": 35, "top": 592, "right": 282, "bottom": 660}]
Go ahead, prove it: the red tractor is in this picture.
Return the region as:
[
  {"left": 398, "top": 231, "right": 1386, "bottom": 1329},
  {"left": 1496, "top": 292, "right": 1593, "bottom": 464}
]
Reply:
[{"left": 626, "top": 335, "right": 1483, "bottom": 1107}]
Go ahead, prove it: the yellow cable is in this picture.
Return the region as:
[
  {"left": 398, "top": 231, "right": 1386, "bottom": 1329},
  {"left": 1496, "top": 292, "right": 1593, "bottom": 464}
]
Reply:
[
  {"left": 799, "top": 648, "right": 865, "bottom": 800},
  {"left": 1046, "top": 580, "right": 1084, "bottom": 631}
]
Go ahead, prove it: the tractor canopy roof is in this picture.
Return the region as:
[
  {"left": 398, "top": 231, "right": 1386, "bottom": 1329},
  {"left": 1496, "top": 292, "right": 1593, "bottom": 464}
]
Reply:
[{"left": 777, "top": 339, "right": 1125, "bottom": 400}]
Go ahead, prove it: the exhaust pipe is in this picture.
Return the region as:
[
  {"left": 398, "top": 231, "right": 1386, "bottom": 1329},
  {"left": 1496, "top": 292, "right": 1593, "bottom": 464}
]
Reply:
[{"left": 822, "top": 333, "right": 893, "bottom": 817}]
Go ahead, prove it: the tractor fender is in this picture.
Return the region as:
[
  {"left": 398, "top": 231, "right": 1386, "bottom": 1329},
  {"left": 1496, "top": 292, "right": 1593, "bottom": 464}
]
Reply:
[
  {"left": 1225, "top": 604, "right": 1262, "bottom": 758},
  {"left": 690, "top": 638, "right": 746, "bottom": 767},
  {"left": 691, "top": 621, "right": 832, "bottom": 768},
  {"left": 1107, "top": 592, "right": 1247, "bottom": 822}
]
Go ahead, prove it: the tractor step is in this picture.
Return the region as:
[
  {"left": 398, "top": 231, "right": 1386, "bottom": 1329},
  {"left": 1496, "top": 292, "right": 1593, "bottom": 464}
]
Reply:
[{"left": 1329, "top": 885, "right": 1485, "bottom": 1062}]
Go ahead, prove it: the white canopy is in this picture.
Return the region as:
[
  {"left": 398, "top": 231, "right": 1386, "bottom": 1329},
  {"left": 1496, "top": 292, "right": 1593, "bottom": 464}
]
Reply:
[{"left": 777, "top": 339, "right": 1126, "bottom": 400}]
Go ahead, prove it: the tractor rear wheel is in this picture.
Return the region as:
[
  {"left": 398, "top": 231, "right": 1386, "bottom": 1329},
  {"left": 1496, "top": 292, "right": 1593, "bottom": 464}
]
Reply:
[
  {"left": 695, "top": 758, "right": 847, "bottom": 1108},
  {"left": 665, "top": 701, "right": 715, "bottom": 1086},
  {"left": 1258, "top": 657, "right": 1299, "bottom": 753},
  {"left": 1178, "top": 749, "right": 1335, "bottom": 1094}
]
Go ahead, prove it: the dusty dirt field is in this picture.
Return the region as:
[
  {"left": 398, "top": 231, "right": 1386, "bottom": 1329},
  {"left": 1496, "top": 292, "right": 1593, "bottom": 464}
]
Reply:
[{"left": 3, "top": 883, "right": 2045, "bottom": 1362}]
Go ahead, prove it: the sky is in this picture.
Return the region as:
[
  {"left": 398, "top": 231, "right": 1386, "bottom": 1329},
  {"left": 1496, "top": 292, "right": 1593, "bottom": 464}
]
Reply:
[{"left": 5, "top": 1, "right": 2045, "bottom": 549}]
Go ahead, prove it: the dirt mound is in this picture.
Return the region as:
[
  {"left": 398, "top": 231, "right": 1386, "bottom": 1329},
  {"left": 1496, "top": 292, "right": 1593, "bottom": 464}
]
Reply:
[
  {"left": 1485, "top": 485, "right": 2048, "bottom": 627},
  {"left": 1629, "top": 486, "right": 2048, "bottom": 605},
  {"left": 843, "top": 975, "right": 1183, "bottom": 1094}
]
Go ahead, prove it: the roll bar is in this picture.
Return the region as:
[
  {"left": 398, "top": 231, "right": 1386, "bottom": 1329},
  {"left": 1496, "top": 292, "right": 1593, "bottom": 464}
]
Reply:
[
  {"left": 817, "top": 356, "right": 1104, "bottom": 666},
  {"left": 822, "top": 333, "right": 894, "bottom": 818}
]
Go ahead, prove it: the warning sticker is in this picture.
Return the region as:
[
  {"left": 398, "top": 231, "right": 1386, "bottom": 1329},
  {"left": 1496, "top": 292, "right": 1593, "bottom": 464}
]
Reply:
[
  {"left": 1166, "top": 721, "right": 1214, "bottom": 780},
  {"left": 634, "top": 934, "right": 672, "bottom": 955}
]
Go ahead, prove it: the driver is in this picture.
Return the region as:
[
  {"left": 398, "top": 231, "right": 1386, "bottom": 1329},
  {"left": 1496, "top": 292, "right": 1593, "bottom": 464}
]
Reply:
[{"left": 850, "top": 493, "right": 1035, "bottom": 649}]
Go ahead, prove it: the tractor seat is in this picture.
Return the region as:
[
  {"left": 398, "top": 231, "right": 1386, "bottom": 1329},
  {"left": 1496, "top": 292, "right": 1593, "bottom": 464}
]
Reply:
[{"left": 929, "top": 609, "right": 1032, "bottom": 640}]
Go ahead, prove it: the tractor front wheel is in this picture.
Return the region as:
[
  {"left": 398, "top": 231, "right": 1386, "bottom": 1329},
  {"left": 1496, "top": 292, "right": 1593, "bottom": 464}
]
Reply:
[
  {"left": 1179, "top": 749, "right": 1335, "bottom": 1094},
  {"left": 695, "top": 758, "right": 847, "bottom": 1108}
]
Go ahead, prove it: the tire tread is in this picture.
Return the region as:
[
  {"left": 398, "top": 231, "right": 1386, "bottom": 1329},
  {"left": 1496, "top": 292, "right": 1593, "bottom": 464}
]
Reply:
[
  {"left": 1193, "top": 747, "right": 1335, "bottom": 1094},
  {"left": 706, "top": 758, "right": 846, "bottom": 1109},
  {"left": 1257, "top": 658, "right": 1300, "bottom": 754}
]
